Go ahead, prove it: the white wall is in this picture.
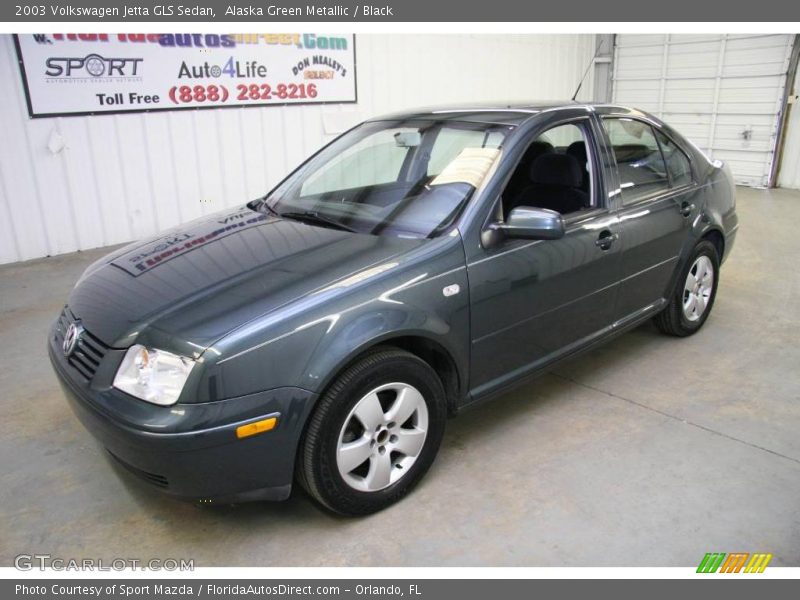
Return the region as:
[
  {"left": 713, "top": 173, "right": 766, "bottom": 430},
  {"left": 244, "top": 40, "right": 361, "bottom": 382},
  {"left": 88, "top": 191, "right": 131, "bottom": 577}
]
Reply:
[{"left": 0, "top": 33, "right": 596, "bottom": 265}]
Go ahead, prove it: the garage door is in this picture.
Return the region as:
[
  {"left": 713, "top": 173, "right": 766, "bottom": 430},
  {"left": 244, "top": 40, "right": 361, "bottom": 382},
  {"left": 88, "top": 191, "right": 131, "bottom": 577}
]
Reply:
[{"left": 612, "top": 34, "right": 795, "bottom": 187}]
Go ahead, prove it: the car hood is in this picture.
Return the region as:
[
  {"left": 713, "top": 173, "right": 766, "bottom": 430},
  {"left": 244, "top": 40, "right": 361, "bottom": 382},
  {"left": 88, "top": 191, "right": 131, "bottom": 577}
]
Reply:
[{"left": 68, "top": 206, "right": 425, "bottom": 350}]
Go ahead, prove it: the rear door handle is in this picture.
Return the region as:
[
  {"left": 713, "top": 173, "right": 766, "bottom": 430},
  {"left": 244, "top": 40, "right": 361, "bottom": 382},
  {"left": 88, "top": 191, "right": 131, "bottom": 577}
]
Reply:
[
  {"left": 595, "top": 230, "right": 618, "bottom": 250},
  {"left": 679, "top": 201, "right": 695, "bottom": 217}
]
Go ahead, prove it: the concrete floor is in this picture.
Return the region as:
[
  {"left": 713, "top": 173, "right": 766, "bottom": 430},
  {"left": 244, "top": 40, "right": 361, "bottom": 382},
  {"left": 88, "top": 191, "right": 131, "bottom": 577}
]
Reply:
[{"left": 1, "top": 186, "right": 799, "bottom": 567}]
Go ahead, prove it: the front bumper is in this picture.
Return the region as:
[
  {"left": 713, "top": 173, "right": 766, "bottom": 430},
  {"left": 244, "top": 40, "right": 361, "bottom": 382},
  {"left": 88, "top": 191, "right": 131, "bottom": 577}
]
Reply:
[{"left": 48, "top": 326, "right": 317, "bottom": 503}]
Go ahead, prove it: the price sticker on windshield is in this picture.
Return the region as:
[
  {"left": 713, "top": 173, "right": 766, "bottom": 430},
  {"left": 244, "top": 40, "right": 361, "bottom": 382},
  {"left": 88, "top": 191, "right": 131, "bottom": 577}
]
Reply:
[{"left": 431, "top": 148, "right": 501, "bottom": 188}]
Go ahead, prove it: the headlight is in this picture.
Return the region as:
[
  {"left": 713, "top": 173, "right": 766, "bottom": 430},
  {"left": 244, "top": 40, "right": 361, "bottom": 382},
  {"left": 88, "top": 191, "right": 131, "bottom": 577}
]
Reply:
[{"left": 113, "top": 345, "right": 195, "bottom": 406}]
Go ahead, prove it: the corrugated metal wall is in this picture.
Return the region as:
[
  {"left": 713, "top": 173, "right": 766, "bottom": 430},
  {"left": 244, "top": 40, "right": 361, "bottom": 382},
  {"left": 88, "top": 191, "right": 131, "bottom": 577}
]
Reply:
[
  {"left": 0, "top": 33, "right": 596, "bottom": 265},
  {"left": 613, "top": 34, "right": 795, "bottom": 188}
]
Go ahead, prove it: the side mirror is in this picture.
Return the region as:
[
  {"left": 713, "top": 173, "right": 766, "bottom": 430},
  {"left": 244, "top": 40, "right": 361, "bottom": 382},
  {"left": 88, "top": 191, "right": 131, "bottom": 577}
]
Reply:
[{"left": 490, "top": 206, "right": 565, "bottom": 241}]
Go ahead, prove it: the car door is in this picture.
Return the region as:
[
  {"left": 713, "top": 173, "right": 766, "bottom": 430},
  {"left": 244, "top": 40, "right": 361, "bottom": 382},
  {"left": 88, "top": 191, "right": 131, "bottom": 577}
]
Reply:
[
  {"left": 466, "top": 116, "right": 623, "bottom": 398},
  {"left": 598, "top": 115, "right": 700, "bottom": 324}
]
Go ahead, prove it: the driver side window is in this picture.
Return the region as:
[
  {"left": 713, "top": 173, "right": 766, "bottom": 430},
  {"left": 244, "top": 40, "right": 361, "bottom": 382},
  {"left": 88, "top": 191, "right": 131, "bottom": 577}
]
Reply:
[{"left": 502, "top": 122, "right": 593, "bottom": 219}]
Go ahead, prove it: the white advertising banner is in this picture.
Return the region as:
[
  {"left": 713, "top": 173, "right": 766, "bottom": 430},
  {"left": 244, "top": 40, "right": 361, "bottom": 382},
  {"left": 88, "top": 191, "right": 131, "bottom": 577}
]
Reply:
[{"left": 14, "top": 33, "right": 357, "bottom": 117}]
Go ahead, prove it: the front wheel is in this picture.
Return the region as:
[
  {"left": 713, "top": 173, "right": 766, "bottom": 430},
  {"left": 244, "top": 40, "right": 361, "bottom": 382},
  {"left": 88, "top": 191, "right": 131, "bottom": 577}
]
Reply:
[
  {"left": 654, "top": 239, "right": 720, "bottom": 336},
  {"left": 297, "top": 348, "right": 446, "bottom": 516}
]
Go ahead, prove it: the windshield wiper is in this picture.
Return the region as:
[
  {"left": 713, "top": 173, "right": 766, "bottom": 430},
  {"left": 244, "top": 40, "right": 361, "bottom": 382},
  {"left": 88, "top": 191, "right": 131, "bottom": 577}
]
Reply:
[
  {"left": 259, "top": 200, "right": 281, "bottom": 217},
  {"left": 246, "top": 197, "right": 281, "bottom": 217},
  {"left": 278, "top": 211, "right": 357, "bottom": 233}
]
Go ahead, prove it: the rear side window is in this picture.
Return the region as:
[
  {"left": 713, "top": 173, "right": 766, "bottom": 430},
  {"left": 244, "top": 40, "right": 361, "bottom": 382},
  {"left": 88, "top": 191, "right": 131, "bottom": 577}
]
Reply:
[
  {"left": 655, "top": 129, "right": 693, "bottom": 187},
  {"left": 602, "top": 118, "right": 669, "bottom": 203}
]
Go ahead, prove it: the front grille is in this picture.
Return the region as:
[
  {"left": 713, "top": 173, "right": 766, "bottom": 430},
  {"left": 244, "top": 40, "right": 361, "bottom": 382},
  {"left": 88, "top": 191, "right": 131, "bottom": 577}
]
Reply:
[
  {"left": 54, "top": 307, "right": 110, "bottom": 381},
  {"left": 108, "top": 451, "right": 170, "bottom": 488}
]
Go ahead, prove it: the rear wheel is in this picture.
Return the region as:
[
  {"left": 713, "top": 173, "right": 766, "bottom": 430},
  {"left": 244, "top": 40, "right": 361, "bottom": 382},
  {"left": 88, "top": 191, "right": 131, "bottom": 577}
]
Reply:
[
  {"left": 654, "top": 239, "right": 720, "bottom": 336},
  {"left": 297, "top": 348, "right": 446, "bottom": 516}
]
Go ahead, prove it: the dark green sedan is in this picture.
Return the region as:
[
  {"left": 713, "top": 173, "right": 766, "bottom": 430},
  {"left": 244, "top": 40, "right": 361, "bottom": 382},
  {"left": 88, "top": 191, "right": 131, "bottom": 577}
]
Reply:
[{"left": 49, "top": 102, "right": 738, "bottom": 515}]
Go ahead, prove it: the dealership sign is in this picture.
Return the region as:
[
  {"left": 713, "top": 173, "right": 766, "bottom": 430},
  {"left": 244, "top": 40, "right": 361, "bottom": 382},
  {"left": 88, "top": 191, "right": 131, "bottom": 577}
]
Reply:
[{"left": 14, "top": 33, "right": 357, "bottom": 118}]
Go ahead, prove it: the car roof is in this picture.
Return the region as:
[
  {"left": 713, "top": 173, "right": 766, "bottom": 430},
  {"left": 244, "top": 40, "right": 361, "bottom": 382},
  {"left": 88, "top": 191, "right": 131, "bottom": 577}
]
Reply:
[{"left": 365, "top": 102, "right": 640, "bottom": 126}]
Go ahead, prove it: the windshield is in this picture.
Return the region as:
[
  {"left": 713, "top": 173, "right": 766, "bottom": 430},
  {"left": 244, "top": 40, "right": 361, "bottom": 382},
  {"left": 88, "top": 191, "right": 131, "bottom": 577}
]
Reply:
[{"left": 264, "top": 119, "right": 512, "bottom": 238}]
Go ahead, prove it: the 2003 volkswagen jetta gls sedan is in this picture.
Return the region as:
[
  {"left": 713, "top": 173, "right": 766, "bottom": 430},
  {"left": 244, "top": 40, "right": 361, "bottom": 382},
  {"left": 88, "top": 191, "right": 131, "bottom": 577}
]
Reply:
[{"left": 50, "top": 103, "right": 738, "bottom": 515}]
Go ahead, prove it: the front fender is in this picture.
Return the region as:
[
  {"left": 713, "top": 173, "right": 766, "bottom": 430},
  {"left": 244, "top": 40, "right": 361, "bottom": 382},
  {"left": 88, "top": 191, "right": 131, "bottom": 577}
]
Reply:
[
  {"left": 202, "top": 235, "right": 470, "bottom": 403},
  {"left": 301, "top": 271, "right": 471, "bottom": 397}
]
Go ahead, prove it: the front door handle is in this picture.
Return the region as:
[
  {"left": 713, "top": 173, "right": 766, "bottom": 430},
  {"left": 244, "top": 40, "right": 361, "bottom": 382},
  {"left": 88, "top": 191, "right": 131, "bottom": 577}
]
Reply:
[
  {"left": 679, "top": 201, "right": 695, "bottom": 217},
  {"left": 595, "top": 230, "right": 618, "bottom": 251}
]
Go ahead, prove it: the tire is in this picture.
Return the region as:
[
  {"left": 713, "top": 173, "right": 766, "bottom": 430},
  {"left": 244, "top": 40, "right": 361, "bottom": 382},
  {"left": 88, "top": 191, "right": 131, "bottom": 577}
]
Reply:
[
  {"left": 297, "top": 347, "right": 447, "bottom": 516},
  {"left": 654, "top": 239, "right": 720, "bottom": 337}
]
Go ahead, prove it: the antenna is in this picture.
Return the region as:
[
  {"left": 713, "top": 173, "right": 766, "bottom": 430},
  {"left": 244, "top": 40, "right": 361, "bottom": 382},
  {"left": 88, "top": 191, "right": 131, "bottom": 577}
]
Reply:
[{"left": 571, "top": 38, "right": 606, "bottom": 102}]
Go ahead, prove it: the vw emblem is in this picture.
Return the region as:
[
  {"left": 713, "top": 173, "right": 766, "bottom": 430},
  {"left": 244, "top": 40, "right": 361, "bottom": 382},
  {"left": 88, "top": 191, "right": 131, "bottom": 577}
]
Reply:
[{"left": 62, "top": 322, "right": 83, "bottom": 357}]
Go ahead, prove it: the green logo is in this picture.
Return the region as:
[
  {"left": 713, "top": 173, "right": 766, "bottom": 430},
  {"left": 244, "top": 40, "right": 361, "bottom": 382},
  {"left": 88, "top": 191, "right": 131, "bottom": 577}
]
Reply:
[{"left": 697, "top": 552, "right": 772, "bottom": 573}]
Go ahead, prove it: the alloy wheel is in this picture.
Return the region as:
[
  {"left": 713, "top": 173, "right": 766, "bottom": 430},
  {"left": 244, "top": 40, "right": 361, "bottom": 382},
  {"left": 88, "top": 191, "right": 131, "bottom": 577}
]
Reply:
[
  {"left": 336, "top": 382, "right": 429, "bottom": 492},
  {"left": 683, "top": 255, "right": 714, "bottom": 322}
]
